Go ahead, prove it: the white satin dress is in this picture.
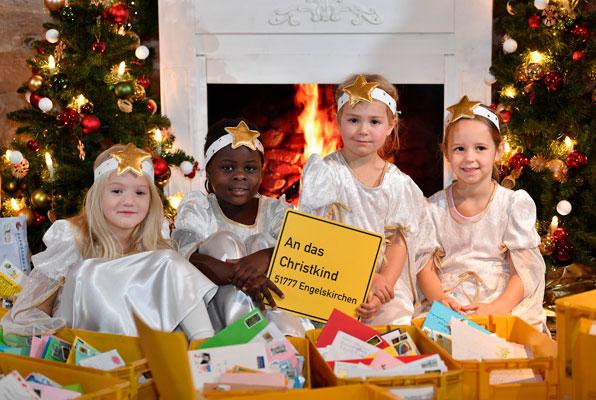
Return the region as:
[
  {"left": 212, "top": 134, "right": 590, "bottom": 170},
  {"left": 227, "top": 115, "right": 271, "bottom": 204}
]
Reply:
[
  {"left": 1, "top": 220, "right": 217, "bottom": 339},
  {"left": 173, "top": 191, "right": 313, "bottom": 336},
  {"left": 299, "top": 152, "right": 436, "bottom": 325},
  {"left": 427, "top": 184, "right": 546, "bottom": 328}
]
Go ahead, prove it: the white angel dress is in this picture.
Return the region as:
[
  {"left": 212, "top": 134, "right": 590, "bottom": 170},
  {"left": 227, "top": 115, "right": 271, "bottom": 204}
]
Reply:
[
  {"left": 1, "top": 220, "right": 217, "bottom": 340},
  {"left": 427, "top": 184, "right": 546, "bottom": 329},
  {"left": 299, "top": 152, "right": 436, "bottom": 325},
  {"left": 173, "top": 191, "right": 314, "bottom": 336}
]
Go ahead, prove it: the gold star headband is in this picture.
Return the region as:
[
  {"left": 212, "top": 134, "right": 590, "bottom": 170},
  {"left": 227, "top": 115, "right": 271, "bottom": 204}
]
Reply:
[
  {"left": 205, "top": 121, "right": 264, "bottom": 165},
  {"left": 94, "top": 143, "right": 154, "bottom": 182},
  {"left": 446, "top": 96, "right": 500, "bottom": 132},
  {"left": 337, "top": 75, "right": 397, "bottom": 115}
]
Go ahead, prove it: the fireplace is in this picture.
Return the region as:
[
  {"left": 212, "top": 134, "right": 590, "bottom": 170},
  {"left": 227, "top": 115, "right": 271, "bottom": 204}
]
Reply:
[
  {"left": 207, "top": 83, "right": 443, "bottom": 202},
  {"left": 156, "top": 0, "right": 493, "bottom": 193}
]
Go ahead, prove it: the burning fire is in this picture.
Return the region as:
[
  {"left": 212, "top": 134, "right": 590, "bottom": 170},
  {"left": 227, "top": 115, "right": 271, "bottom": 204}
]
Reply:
[{"left": 295, "top": 84, "right": 341, "bottom": 160}]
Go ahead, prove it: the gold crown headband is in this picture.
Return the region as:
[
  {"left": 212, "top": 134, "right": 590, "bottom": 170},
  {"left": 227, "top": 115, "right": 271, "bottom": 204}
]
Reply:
[
  {"left": 94, "top": 143, "right": 154, "bottom": 182},
  {"left": 446, "top": 96, "right": 500, "bottom": 132},
  {"left": 205, "top": 121, "right": 264, "bottom": 165},
  {"left": 337, "top": 75, "right": 398, "bottom": 115}
]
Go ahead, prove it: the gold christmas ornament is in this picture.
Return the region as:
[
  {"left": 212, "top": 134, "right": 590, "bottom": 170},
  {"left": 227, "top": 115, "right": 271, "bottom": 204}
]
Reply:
[
  {"left": 30, "top": 188, "right": 52, "bottom": 209},
  {"left": 224, "top": 121, "right": 261, "bottom": 150},
  {"left": 530, "top": 154, "right": 548, "bottom": 172},
  {"left": 117, "top": 99, "right": 133, "bottom": 113},
  {"left": 553, "top": 167, "right": 568, "bottom": 182},
  {"left": 446, "top": 96, "right": 482, "bottom": 123},
  {"left": 44, "top": 0, "right": 65, "bottom": 12},
  {"left": 540, "top": 235, "right": 555, "bottom": 256},
  {"left": 155, "top": 166, "right": 171, "bottom": 188},
  {"left": 342, "top": 75, "right": 380, "bottom": 106},
  {"left": 110, "top": 143, "right": 152, "bottom": 177},
  {"left": 130, "top": 82, "right": 146, "bottom": 102},
  {"left": 546, "top": 159, "right": 565, "bottom": 173},
  {"left": 27, "top": 75, "right": 44, "bottom": 91},
  {"left": 526, "top": 63, "right": 545, "bottom": 81},
  {"left": 514, "top": 65, "right": 528, "bottom": 82}
]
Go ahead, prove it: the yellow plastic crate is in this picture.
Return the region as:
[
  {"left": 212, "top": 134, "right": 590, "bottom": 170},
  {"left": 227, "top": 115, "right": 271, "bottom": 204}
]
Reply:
[
  {"left": 0, "top": 352, "right": 129, "bottom": 399},
  {"left": 571, "top": 317, "right": 596, "bottom": 400},
  {"left": 221, "top": 384, "right": 398, "bottom": 400},
  {"left": 55, "top": 327, "right": 156, "bottom": 400},
  {"left": 306, "top": 325, "right": 462, "bottom": 400},
  {"left": 555, "top": 289, "right": 596, "bottom": 400},
  {"left": 415, "top": 315, "right": 557, "bottom": 400}
]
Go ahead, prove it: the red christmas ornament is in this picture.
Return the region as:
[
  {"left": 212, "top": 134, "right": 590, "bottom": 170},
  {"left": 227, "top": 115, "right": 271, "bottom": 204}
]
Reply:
[
  {"left": 153, "top": 157, "right": 169, "bottom": 177},
  {"left": 554, "top": 241, "right": 573, "bottom": 262},
  {"left": 27, "top": 139, "right": 40, "bottom": 152},
  {"left": 32, "top": 211, "right": 46, "bottom": 226},
  {"left": 572, "top": 50, "right": 585, "bottom": 62},
  {"left": 528, "top": 15, "right": 541, "bottom": 29},
  {"left": 91, "top": 40, "right": 106, "bottom": 54},
  {"left": 30, "top": 93, "right": 42, "bottom": 107},
  {"left": 146, "top": 99, "right": 157, "bottom": 114},
  {"left": 137, "top": 75, "right": 151, "bottom": 89},
  {"left": 57, "top": 107, "right": 80, "bottom": 128},
  {"left": 80, "top": 114, "right": 101, "bottom": 135},
  {"left": 508, "top": 153, "right": 530, "bottom": 170},
  {"left": 566, "top": 150, "right": 588, "bottom": 169},
  {"left": 499, "top": 109, "right": 512, "bottom": 124},
  {"left": 553, "top": 227, "right": 569, "bottom": 244},
  {"left": 570, "top": 25, "right": 589, "bottom": 42},
  {"left": 107, "top": 2, "right": 129, "bottom": 23},
  {"left": 543, "top": 71, "right": 563, "bottom": 92}
]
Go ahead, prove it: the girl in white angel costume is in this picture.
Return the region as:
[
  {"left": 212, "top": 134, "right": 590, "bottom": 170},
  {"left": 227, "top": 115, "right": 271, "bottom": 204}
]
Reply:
[
  {"left": 173, "top": 118, "right": 312, "bottom": 335},
  {"left": 299, "top": 74, "right": 436, "bottom": 325},
  {"left": 1, "top": 144, "right": 217, "bottom": 340},
  {"left": 417, "top": 96, "right": 546, "bottom": 329}
]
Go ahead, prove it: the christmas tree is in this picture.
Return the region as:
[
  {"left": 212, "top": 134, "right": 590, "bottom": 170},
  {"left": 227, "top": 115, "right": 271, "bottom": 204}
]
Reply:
[
  {"left": 1, "top": 0, "right": 197, "bottom": 253},
  {"left": 490, "top": 1, "right": 594, "bottom": 274}
]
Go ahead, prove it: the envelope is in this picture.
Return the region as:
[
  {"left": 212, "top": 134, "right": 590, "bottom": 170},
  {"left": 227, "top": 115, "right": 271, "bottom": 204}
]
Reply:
[
  {"left": 197, "top": 309, "right": 268, "bottom": 349},
  {"left": 316, "top": 309, "right": 388, "bottom": 348}
]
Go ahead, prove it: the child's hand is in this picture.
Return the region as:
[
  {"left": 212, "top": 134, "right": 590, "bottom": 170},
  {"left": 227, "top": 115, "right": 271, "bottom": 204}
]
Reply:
[
  {"left": 356, "top": 295, "right": 382, "bottom": 322},
  {"left": 229, "top": 248, "right": 273, "bottom": 290},
  {"left": 371, "top": 273, "right": 394, "bottom": 304},
  {"left": 460, "top": 302, "right": 500, "bottom": 315},
  {"left": 439, "top": 296, "right": 463, "bottom": 312},
  {"left": 244, "top": 275, "right": 284, "bottom": 310}
]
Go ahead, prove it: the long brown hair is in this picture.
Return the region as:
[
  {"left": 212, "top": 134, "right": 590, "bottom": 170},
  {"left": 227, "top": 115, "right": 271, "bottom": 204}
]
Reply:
[
  {"left": 336, "top": 74, "right": 399, "bottom": 160},
  {"left": 69, "top": 144, "right": 170, "bottom": 259}
]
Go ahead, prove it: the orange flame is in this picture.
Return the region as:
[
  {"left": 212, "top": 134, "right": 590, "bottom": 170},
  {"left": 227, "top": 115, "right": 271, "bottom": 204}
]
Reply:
[{"left": 295, "top": 84, "right": 341, "bottom": 160}]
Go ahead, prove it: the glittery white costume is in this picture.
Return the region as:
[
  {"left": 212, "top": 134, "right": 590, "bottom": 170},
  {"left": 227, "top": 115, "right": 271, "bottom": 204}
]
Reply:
[
  {"left": 173, "top": 191, "right": 313, "bottom": 336},
  {"left": 299, "top": 151, "right": 436, "bottom": 325},
  {"left": 427, "top": 184, "right": 546, "bottom": 328},
  {"left": 1, "top": 220, "right": 217, "bottom": 339}
]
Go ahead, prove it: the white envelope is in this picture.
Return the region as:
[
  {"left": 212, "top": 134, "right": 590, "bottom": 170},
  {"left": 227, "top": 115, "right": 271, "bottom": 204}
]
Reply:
[{"left": 326, "top": 331, "right": 381, "bottom": 361}]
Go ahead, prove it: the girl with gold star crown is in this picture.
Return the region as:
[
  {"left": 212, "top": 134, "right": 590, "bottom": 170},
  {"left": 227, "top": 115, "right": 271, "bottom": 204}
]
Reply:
[
  {"left": 173, "top": 118, "right": 313, "bottom": 336},
  {"left": 1, "top": 144, "right": 217, "bottom": 340},
  {"left": 299, "top": 74, "right": 436, "bottom": 325},
  {"left": 417, "top": 96, "right": 546, "bottom": 330}
]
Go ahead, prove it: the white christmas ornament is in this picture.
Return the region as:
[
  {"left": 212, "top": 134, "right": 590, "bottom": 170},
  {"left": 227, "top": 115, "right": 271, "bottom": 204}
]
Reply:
[
  {"left": 180, "top": 160, "right": 193, "bottom": 175},
  {"left": 8, "top": 150, "right": 23, "bottom": 164},
  {"left": 534, "top": 0, "right": 548, "bottom": 10},
  {"left": 38, "top": 97, "right": 53, "bottom": 113},
  {"left": 25, "top": 91, "right": 32, "bottom": 103},
  {"left": 135, "top": 45, "right": 150, "bottom": 60},
  {"left": 45, "top": 29, "right": 60, "bottom": 43},
  {"left": 556, "top": 200, "right": 572, "bottom": 216},
  {"left": 503, "top": 37, "right": 518, "bottom": 54}
]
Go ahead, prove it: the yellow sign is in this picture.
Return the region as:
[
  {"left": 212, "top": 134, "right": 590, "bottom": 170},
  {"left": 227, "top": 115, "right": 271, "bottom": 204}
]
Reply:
[{"left": 266, "top": 210, "right": 382, "bottom": 322}]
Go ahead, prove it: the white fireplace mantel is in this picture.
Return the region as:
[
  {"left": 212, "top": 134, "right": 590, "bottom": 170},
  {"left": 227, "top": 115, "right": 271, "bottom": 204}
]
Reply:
[{"left": 158, "top": 0, "right": 493, "bottom": 189}]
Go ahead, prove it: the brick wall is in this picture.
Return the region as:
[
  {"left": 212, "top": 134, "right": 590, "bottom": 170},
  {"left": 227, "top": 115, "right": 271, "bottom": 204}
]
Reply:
[{"left": 0, "top": 1, "right": 46, "bottom": 146}]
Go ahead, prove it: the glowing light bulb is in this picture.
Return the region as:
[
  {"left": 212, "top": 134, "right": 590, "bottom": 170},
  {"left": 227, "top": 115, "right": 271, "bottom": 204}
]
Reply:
[
  {"left": 45, "top": 152, "right": 54, "bottom": 179},
  {"left": 501, "top": 85, "right": 518, "bottom": 98},
  {"left": 117, "top": 61, "right": 126, "bottom": 77},
  {"left": 48, "top": 55, "right": 56, "bottom": 74},
  {"left": 528, "top": 50, "right": 546, "bottom": 64}
]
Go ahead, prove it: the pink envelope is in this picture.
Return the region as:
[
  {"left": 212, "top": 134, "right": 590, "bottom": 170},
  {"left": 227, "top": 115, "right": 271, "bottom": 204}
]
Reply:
[
  {"left": 29, "top": 335, "right": 50, "bottom": 358},
  {"left": 26, "top": 382, "right": 81, "bottom": 400},
  {"left": 219, "top": 372, "right": 287, "bottom": 388}
]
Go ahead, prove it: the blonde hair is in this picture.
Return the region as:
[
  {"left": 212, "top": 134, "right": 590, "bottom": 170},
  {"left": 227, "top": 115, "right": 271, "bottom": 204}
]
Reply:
[
  {"left": 336, "top": 73, "right": 400, "bottom": 160},
  {"left": 443, "top": 105, "right": 502, "bottom": 181},
  {"left": 69, "top": 144, "right": 170, "bottom": 259}
]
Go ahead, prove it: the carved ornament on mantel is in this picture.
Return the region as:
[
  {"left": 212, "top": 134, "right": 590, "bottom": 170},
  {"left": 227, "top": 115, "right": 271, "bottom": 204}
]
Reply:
[{"left": 269, "top": 0, "right": 383, "bottom": 26}]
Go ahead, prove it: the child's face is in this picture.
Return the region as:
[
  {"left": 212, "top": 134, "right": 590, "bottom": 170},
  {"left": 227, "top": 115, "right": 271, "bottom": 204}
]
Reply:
[
  {"left": 206, "top": 145, "right": 263, "bottom": 207},
  {"left": 339, "top": 100, "right": 396, "bottom": 159},
  {"left": 101, "top": 171, "right": 151, "bottom": 239},
  {"left": 445, "top": 119, "right": 502, "bottom": 186}
]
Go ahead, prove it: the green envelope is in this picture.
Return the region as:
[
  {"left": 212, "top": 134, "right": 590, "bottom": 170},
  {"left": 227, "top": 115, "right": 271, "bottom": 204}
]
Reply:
[{"left": 196, "top": 309, "right": 268, "bottom": 349}]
